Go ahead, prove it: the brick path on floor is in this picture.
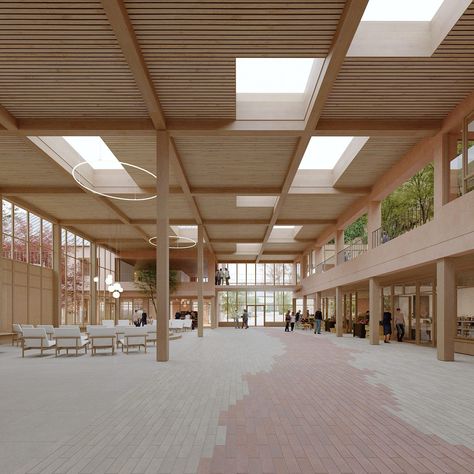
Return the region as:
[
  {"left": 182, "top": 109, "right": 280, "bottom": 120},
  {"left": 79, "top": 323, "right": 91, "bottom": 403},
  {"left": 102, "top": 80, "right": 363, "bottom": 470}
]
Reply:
[{"left": 198, "top": 330, "right": 474, "bottom": 474}]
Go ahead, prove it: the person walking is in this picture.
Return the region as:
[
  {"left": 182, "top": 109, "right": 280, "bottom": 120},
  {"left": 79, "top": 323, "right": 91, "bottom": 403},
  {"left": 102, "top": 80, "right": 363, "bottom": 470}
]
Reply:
[
  {"left": 224, "top": 267, "right": 230, "bottom": 285},
  {"left": 242, "top": 308, "right": 249, "bottom": 329},
  {"left": 290, "top": 311, "right": 296, "bottom": 332},
  {"left": 285, "top": 310, "right": 291, "bottom": 332},
  {"left": 295, "top": 310, "right": 301, "bottom": 324},
  {"left": 394, "top": 307, "right": 405, "bottom": 342},
  {"left": 314, "top": 309, "right": 323, "bottom": 334},
  {"left": 383, "top": 311, "right": 392, "bottom": 343},
  {"left": 141, "top": 312, "right": 147, "bottom": 326}
]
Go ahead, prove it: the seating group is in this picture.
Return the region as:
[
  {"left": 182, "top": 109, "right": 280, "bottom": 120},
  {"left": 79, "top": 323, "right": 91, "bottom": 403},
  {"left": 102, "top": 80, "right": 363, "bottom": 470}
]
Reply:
[{"left": 13, "top": 320, "right": 169, "bottom": 358}]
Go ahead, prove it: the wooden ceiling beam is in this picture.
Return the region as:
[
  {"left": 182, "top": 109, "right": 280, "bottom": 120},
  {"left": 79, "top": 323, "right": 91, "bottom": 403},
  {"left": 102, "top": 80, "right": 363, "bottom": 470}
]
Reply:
[
  {"left": 257, "top": 0, "right": 369, "bottom": 262},
  {"left": 100, "top": 0, "right": 166, "bottom": 130},
  {"left": 0, "top": 104, "right": 18, "bottom": 131}
]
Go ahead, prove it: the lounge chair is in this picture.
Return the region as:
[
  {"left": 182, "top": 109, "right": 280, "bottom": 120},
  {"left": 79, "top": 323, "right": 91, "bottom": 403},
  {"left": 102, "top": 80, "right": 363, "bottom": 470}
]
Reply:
[
  {"left": 118, "top": 327, "right": 147, "bottom": 354},
  {"left": 54, "top": 327, "right": 89, "bottom": 356},
  {"left": 37, "top": 324, "right": 54, "bottom": 340},
  {"left": 21, "top": 327, "right": 56, "bottom": 357},
  {"left": 117, "top": 319, "right": 130, "bottom": 326},
  {"left": 101, "top": 319, "right": 115, "bottom": 327},
  {"left": 146, "top": 324, "right": 157, "bottom": 345},
  {"left": 183, "top": 320, "right": 192, "bottom": 331},
  {"left": 88, "top": 327, "right": 116, "bottom": 356},
  {"left": 12, "top": 323, "right": 22, "bottom": 346},
  {"left": 170, "top": 319, "right": 184, "bottom": 332}
]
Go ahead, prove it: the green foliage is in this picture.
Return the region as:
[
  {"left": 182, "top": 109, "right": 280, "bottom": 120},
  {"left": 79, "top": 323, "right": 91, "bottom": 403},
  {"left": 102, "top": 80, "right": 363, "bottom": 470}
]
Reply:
[
  {"left": 344, "top": 214, "right": 367, "bottom": 244},
  {"left": 134, "top": 261, "right": 178, "bottom": 315},
  {"left": 381, "top": 163, "right": 434, "bottom": 239}
]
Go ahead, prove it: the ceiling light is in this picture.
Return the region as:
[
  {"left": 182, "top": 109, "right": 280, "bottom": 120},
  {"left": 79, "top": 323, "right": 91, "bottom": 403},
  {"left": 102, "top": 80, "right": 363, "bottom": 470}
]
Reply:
[
  {"left": 361, "top": 0, "right": 443, "bottom": 21},
  {"left": 64, "top": 136, "right": 123, "bottom": 170},
  {"left": 299, "top": 137, "right": 354, "bottom": 170},
  {"left": 236, "top": 58, "right": 314, "bottom": 94}
]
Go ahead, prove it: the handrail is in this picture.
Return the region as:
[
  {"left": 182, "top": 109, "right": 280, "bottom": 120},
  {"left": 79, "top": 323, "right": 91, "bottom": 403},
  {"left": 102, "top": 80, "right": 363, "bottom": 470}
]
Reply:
[{"left": 336, "top": 237, "right": 368, "bottom": 264}]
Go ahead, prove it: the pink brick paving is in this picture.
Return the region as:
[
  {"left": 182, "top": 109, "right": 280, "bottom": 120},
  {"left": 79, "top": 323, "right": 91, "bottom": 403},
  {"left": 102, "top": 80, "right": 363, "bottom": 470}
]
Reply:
[{"left": 197, "top": 331, "right": 474, "bottom": 474}]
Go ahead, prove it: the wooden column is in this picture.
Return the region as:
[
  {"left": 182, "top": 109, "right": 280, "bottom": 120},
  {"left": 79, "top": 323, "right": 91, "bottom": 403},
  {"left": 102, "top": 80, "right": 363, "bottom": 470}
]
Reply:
[
  {"left": 156, "top": 131, "right": 169, "bottom": 362},
  {"left": 315, "top": 292, "right": 321, "bottom": 313},
  {"left": 335, "top": 287, "right": 343, "bottom": 337},
  {"left": 197, "top": 224, "right": 204, "bottom": 338},
  {"left": 368, "top": 201, "right": 382, "bottom": 249},
  {"left": 90, "top": 242, "right": 97, "bottom": 325},
  {"left": 52, "top": 223, "right": 61, "bottom": 327},
  {"left": 436, "top": 259, "right": 456, "bottom": 361},
  {"left": 335, "top": 229, "right": 344, "bottom": 265},
  {"left": 302, "top": 295, "right": 307, "bottom": 318},
  {"left": 369, "top": 278, "right": 381, "bottom": 345},
  {"left": 415, "top": 281, "right": 421, "bottom": 344},
  {"left": 433, "top": 134, "right": 449, "bottom": 214},
  {"left": 292, "top": 298, "right": 296, "bottom": 313},
  {"left": 390, "top": 285, "right": 395, "bottom": 333},
  {"left": 210, "top": 295, "right": 217, "bottom": 329},
  {"left": 114, "top": 257, "right": 120, "bottom": 324},
  {"left": 432, "top": 280, "right": 437, "bottom": 347}
]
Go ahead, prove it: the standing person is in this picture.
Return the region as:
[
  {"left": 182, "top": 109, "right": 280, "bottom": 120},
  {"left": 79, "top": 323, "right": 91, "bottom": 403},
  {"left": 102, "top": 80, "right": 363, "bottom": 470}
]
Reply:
[
  {"left": 285, "top": 310, "right": 291, "bottom": 332},
  {"left": 314, "top": 309, "right": 323, "bottom": 334},
  {"left": 242, "top": 308, "right": 249, "bottom": 329},
  {"left": 295, "top": 310, "right": 301, "bottom": 324},
  {"left": 290, "top": 311, "right": 296, "bottom": 332},
  {"left": 218, "top": 268, "right": 224, "bottom": 286},
  {"left": 394, "top": 307, "right": 405, "bottom": 342},
  {"left": 215, "top": 268, "right": 219, "bottom": 286},
  {"left": 141, "top": 312, "right": 147, "bottom": 326},
  {"left": 383, "top": 311, "right": 392, "bottom": 343},
  {"left": 224, "top": 267, "right": 230, "bottom": 285}
]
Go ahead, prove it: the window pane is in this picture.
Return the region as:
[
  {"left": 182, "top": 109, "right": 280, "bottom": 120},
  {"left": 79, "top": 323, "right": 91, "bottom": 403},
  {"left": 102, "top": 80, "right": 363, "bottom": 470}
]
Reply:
[
  {"left": 274, "top": 264, "right": 283, "bottom": 284},
  {"left": 256, "top": 264, "right": 265, "bottom": 284},
  {"left": 283, "top": 264, "right": 293, "bottom": 284},
  {"left": 2, "top": 234, "right": 12, "bottom": 259},
  {"left": 247, "top": 264, "right": 255, "bottom": 285},
  {"left": 237, "top": 264, "right": 246, "bottom": 285},
  {"left": 29, "top": 214, "right": 41, "bottom": 265},
  {"left": 14, "top": 238, "right": 27, "bottom": 262},
  {"left": 265, "top": 264, "right": 275, "bottom": 285},
  {"left": 2, "top": 200, "right": 12, "bottom": 235},
  {"left": 14, "top": 206, "right": 27, "bottom": 240}
]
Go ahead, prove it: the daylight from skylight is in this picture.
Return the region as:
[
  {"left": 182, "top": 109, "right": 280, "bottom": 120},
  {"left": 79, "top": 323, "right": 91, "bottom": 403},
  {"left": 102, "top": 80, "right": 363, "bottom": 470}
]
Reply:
[
  {"left": 236, "top": 58, "right": 314, "bottom": 93},
  {"left": 362, "top": 0, "right": 444, "bottom": 21},
  {"left": 64, "top": 136, "right": 123, "bottom": 170},
  {"left": 299, "top": 137, "right": 354, "bottom": 170},
  {"left": 236, "top": 196, "right": 278, "bottom": 208}
]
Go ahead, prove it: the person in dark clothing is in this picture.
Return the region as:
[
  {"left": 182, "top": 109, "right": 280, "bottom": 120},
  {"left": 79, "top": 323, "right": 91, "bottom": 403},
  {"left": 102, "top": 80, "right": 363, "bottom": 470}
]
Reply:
[
  {"left": 141, "top": 312, "right": 147, "bottom": 326},
  {"left": 175, "top": 311, "right": 181, "bottom": 320},
  {"left": 382, "top": 311, "right": 392, "bottom": 343},
  {"left": 285, "top": 310, "right": 291, "bottom": 332},
  {"left": 295, "top": 310, "right": 301, "bottom": 324},
  {"left": 314, "top": 309, "right": 323, "bottom": 334}
]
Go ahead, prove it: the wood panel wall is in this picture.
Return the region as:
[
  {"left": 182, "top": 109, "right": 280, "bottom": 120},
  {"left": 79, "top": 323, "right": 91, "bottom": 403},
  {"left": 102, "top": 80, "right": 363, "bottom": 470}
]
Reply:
[{"left": 0, "top": 258, "right": 53, "bottom": 334}]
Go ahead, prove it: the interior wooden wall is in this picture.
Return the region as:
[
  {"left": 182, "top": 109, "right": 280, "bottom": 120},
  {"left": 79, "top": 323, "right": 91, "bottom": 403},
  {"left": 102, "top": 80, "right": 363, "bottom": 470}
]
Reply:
[{"left": 0, "top": 258, "right": 53, "bottom": 334}]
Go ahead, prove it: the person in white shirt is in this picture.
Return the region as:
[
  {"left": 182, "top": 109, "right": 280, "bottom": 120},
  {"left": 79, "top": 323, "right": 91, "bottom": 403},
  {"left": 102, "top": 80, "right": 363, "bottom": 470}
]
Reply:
[
  {"left": 394, "top": 308, "right": 405, "bottom": 342},
  {"left": 224, "top": 267, "right": 230, "bottom": 285},
  {"left": 290, "top": 312, "right": 296, "bottom": 332}
]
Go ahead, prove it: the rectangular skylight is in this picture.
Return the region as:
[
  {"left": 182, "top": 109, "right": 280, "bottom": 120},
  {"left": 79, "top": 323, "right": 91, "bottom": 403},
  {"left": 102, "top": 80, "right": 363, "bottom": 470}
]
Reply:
[
  {"left": 235, "top": 243, "right": 261, "bottom": 255},
  {"left": 64, "top": 136, "right": 123, "bottom": 170},
  {"left": 362, "top": 0, "right": 443, "bottom": 21},
  {"left": 236, "top": 58, "right": 314, "bottom": 94},
  {"left": 236, "top": 196, "right": 278, "bottom": 208},
  {"left": 299, "top": 137, "right": 354, "bottom": 170}
]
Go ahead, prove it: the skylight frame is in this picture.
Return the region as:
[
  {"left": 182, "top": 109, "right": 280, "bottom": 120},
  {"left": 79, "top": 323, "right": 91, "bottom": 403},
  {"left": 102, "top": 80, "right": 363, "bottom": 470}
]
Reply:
[{"left": 299, "top": 136, "right": 355, "bottom": 171}]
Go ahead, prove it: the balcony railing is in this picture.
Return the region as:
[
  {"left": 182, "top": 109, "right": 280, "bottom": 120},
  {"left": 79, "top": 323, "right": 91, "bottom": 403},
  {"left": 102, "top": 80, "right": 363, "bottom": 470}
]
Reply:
[
  {"left": 336, "top": 237, "right": 368, "bottom": 264},
  {"left": 372, "top": 206, "right": 432, "bottom": 248}
]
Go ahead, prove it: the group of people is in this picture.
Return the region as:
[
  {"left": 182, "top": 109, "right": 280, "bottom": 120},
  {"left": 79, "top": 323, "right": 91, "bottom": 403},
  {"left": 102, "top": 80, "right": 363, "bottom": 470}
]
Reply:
[
  {"left": 284, "top": 309, "right": 323, "bottom": 333},
  {"left": 382, "top": 307, "right": 406, "bottom": 343},
  {"left": 132, "top": 310, "right": 148, "bottom": 327},
  {"left": 215, "top": 268, "right": 230, "bottom": 285},
  {"left": 233, "top": 309, "right": 249, "bottom": 329}
]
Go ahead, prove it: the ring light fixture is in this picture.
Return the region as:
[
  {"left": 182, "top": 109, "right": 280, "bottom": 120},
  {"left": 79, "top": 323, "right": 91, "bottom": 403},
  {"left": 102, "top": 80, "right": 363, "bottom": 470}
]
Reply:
[{"left": 72, "top": 161, "right": 157, "bottom": 201}]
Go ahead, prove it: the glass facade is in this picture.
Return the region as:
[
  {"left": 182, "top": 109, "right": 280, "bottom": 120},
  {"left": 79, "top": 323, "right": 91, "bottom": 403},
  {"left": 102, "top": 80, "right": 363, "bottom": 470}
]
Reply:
[
  {"left": 217, "top": 262, "right": 295, "bottom": 286},
  {"left": 60, "top": 229, "right": 91, "bottom": 325},
  {"left": 218, "top": 290, "right": 292, "bottom": 325},
  {"left": 2, "top": 199, "right": 53, "bottom": 268},
  {"left": 97, "top": 246, "right": 117, "bottom": 323}
]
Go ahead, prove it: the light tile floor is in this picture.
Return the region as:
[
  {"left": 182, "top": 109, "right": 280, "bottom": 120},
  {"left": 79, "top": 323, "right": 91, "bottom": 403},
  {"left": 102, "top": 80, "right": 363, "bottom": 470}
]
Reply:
[{"left": 0, "top": 329, "right": 473, "bottom": 474}]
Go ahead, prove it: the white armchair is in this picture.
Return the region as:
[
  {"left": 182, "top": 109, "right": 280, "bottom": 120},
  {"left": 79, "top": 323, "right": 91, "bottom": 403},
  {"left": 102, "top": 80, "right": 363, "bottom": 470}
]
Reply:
[
  {"left": 101, "top": 319, "right": 115, "bottom": 327},
  {"left": 117, "top": 320, "right": 130, "bottom": 326},
  {"left": 37, "top": 324, "right": 54, "bottom": 340},
  {"left": 21, "top": 328, "right": 56, "bottom": 357},
  {"left": 88, "top": 327, "right": 116, "bottom": 356},
  {"left": 170, "top": 320, "right": 184, "bottom": 332},
  {"left": 183, "top": 320, "right": 192, "bottom": 331},
  {"left": 54, "top": 327, "right": 88, "bottom": 356},
  {"left": 146, "top": 324, "right": 157, "bottom": 345},
  {"left": 119, "top": 327, "right": 147, "bottom": 354},
  {"left": 12, "top": 323, "right": 22, "bottom": 346}
]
